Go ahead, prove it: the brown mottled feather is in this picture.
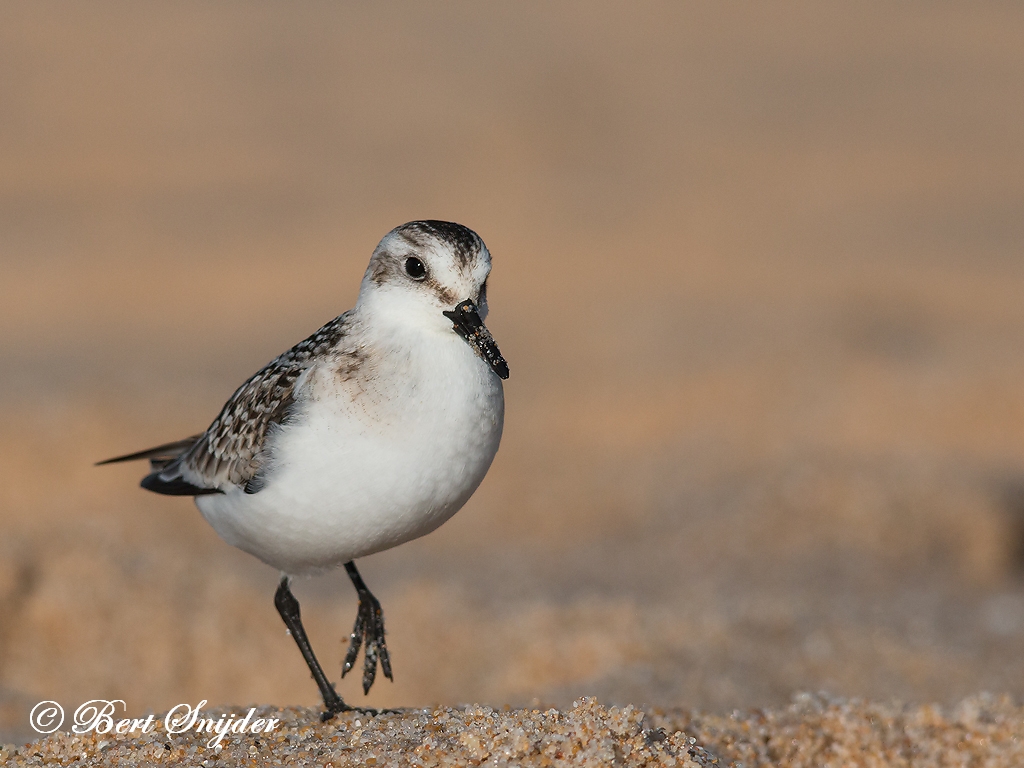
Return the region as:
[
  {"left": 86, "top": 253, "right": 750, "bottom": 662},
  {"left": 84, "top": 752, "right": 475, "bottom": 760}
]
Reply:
[{"left": 113, "top": 311, "right": 357, "bottom": 495}]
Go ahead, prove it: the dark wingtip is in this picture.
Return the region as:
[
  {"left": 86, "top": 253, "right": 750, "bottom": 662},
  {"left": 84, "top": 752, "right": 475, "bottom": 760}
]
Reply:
[
  {"left": 96, "top": 435, "right": 202, "bottom": 467},
  {"left": 96, "top": 453, "right": 140, "bottom": 466},
  {"left": 140, "top": 473, "right": 223, "bottom": 496}
]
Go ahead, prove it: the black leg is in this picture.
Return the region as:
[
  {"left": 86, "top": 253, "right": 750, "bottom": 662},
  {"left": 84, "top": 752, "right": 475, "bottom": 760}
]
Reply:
[
  {"left": 341, "top": 561, "right": 393, "bottom": 694},
  {"left": 274, "top": 576, "right": 349, "bottom": 720}
]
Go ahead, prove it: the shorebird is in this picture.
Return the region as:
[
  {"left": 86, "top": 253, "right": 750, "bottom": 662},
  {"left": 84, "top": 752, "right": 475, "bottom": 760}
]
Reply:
[{"left": 100, "top": 221, "right": 508, "bottom": 718}]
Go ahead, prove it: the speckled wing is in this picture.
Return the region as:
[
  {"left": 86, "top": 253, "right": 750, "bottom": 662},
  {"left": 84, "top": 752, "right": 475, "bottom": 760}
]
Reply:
[{"left": 111, "top": 312, "right": 355, "bottom": 496}]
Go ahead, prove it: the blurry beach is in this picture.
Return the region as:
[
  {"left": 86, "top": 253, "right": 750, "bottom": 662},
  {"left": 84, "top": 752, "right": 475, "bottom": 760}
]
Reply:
[{"left": 2, "top": 1, "right": 1024, "bottom": 745}]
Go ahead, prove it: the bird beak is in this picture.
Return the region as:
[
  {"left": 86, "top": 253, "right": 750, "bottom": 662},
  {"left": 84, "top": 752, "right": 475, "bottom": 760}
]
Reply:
[{"left": 443, "top": 300, "right": 510, "bottom": 380}]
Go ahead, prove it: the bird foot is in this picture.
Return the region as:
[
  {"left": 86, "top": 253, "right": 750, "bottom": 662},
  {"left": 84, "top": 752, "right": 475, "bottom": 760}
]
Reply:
[
  {"left": 318, "top": 684, "right": 352, "bottom": 721},
  {"left": 341, "top": 589, "right": 393, "bottom": 694}
]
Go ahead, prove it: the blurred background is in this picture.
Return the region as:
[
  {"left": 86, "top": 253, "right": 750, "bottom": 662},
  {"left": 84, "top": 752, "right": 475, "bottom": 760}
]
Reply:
[{"left": 2, "top": 0, "right": 1024, "bottom": 744}]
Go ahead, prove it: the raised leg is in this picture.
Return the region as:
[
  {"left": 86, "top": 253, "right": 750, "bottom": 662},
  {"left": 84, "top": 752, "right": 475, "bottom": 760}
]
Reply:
[
  {"left": 341, "top": 561, "right": 393, "bottom": 694},
  {"left": 274, "top": 576, "right": 349, "bottom": 720}
]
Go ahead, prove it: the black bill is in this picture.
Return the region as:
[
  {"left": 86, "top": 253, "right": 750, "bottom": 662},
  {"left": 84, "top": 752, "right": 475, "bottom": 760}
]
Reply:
[{"left": 443, "top": 299, "right": 510, "bottom": 380}]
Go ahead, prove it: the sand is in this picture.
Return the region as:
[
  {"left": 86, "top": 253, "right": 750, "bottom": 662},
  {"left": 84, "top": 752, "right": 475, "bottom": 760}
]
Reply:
[{"left": 6, "top": 695, "right": 1024, "bottom": 767}]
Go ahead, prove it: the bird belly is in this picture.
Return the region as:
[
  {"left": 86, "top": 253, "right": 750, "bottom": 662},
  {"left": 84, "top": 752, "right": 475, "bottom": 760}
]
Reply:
[{"left": 195, "top": 347, "right": 503, "bottom": 575}]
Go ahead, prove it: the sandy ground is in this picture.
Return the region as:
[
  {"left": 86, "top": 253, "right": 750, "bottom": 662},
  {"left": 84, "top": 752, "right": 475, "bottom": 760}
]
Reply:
[
  {"left": 2, "top": 0, "right": 1024, "bottom": 757},
  {"left": 7, "top": 696, "right": 1024, "bottom": 767}
]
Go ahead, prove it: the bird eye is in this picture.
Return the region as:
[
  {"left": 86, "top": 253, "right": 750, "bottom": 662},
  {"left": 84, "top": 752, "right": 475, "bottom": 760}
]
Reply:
[{"left": 404, "top": 257, "right": 427, "bottom": 280}]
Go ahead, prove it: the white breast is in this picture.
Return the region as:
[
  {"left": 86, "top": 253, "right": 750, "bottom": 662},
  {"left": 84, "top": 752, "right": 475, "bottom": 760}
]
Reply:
[{"left": 195, "top": 328, "right": 504, "bottom": 575}]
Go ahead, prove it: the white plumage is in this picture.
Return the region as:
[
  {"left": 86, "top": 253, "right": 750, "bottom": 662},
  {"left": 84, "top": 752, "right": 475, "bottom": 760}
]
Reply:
[{"left": 196, "top": 303, "right": 504, "bottom": 575}]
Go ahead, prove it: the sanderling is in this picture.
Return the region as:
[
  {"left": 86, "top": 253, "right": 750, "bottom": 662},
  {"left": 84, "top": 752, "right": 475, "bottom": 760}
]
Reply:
[{"left": 99, "top": 221, "right": 508, "bottom": 718}]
